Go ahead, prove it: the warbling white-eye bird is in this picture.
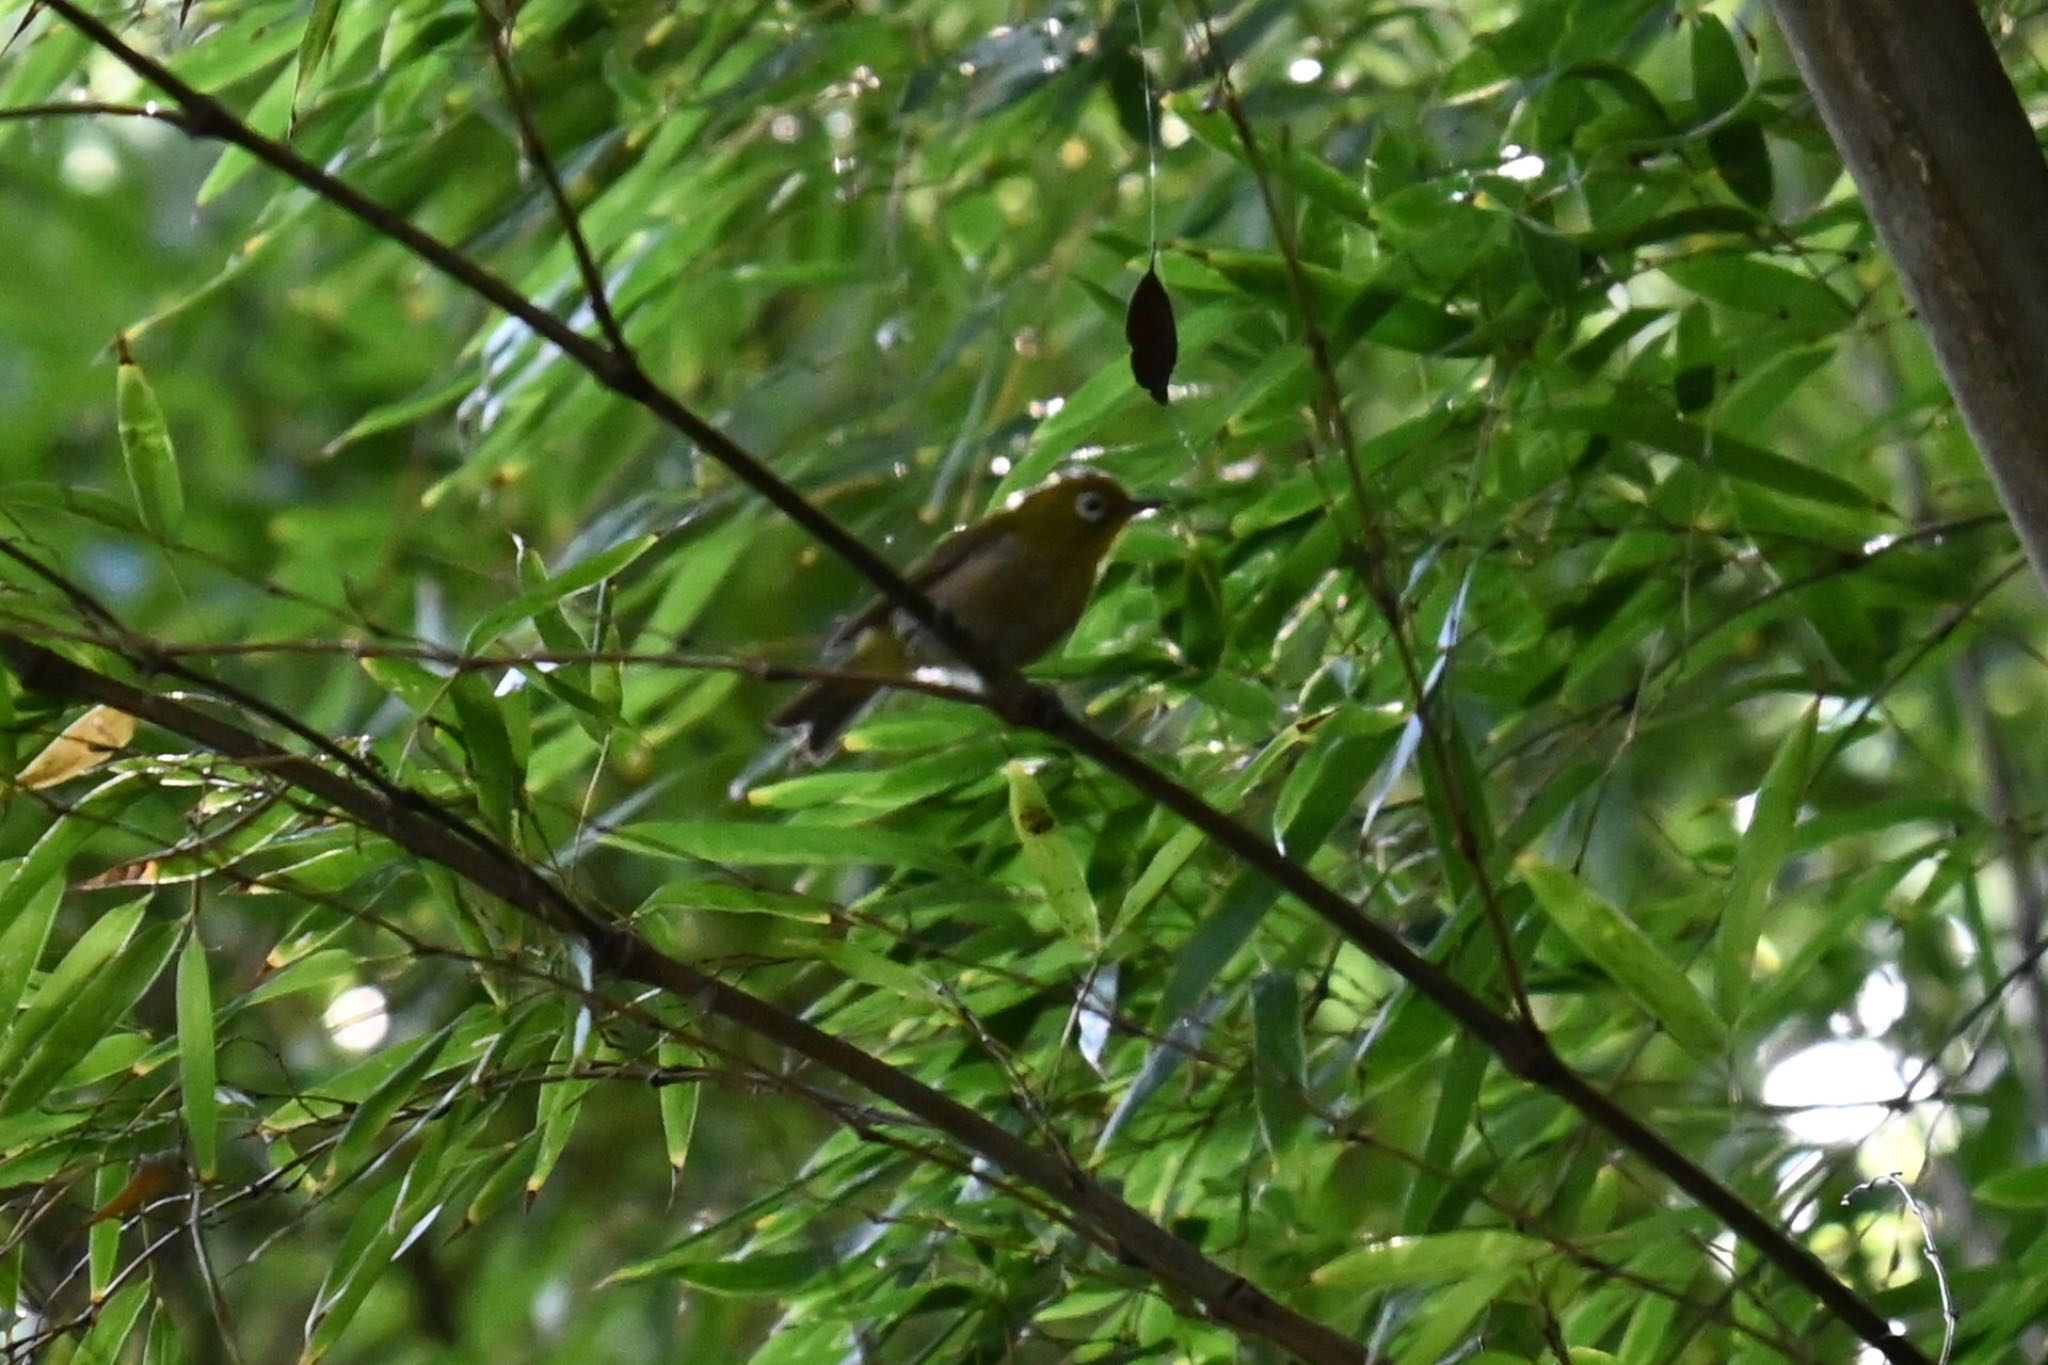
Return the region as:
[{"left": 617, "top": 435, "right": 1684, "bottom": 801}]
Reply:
[{"left": 773, "top": 472, "right": 1161, "bottom": 758}]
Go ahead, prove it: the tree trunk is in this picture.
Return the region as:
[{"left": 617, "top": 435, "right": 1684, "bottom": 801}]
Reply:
[{"left": 1771, "top": 0, "right": 2048, "bottom": 595}]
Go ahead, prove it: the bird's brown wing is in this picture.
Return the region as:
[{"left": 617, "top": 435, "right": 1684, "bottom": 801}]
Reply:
[{"left": 827, "top": 516, "right": 1006, "bottom": 647}]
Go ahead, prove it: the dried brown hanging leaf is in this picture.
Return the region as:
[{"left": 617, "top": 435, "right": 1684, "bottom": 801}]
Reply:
[{"left": 1125, "top": 265, "right": 1177, "bottom": 404}]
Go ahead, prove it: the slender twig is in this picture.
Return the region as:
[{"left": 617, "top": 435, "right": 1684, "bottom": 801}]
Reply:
[
  {"left": 470, "top": 0, "right": 631, "bottom": 356},
  {"left": 1844, "top": 1174, "right": 1956, "bottom": 1365},
  {"left": 0, "top": 99, "right": 190, "bottom": 128},
  {"left": 11, "top": 9, "right": 1935, "bottom": 1360}
]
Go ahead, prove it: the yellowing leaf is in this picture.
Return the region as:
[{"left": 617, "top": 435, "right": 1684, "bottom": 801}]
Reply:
[
  {"left": 1006, "top": 762, "right": 1099, "bottom": 950},
  {"left": 16, "top": 707, "right": 137, "bottom": 790}
]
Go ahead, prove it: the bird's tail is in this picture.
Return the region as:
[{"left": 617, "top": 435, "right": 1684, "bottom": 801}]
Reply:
[{"left": 772, "top": 678, "right": 880, "bottom": 760}]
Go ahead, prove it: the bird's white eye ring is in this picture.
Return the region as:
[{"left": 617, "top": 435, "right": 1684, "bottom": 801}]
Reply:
[{"left": 1076, "top": 490, "right": 1109, "bottom": 521}]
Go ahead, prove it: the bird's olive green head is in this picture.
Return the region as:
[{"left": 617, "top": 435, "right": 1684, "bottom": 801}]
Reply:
[{"left": 1001, "top": 473, "right": 1160, "bottom": 570}]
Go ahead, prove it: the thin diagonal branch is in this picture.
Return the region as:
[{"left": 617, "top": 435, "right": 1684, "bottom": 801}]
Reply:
[
  {"left": 471, "top": 0, "right": 630, "bottom": 356},
  {"left": 0, "top": 99, "right": 190, "bottom": 128}
]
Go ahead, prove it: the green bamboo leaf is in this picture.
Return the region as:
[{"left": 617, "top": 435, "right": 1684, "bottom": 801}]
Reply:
[
  {"left": 1277, "top": 708, "right": 1408, "bottom": 854},
  {"left": 0, "top": 896, "right": 148, "bottom": 1082},
  {"left": 1171, "top": 99, "right": 1373, "bottom": 225},
  {"left": 1118, "top": 719, "right": 1310, "bottom": 923},
  {"left": 1099, "top": 997, "right": 1222, "bottom": 1153},
  {"left": 303, "top": 1182, "right": 404, "bottom": 1362},
  {"left": 1579, "top": 205, "right": 1761, "bottom": 253},
  {"left": 1614, "top": 1248, "right": 1693, "bottom": 1359},
  {"left": 143, "top": 1306, "right": 186, "bottom": 1365},
  {"left": 1539, "top": 404, "right": 1873, "bottom": 509},
  {"left": 1520, "top": 859, "right": 1727, "bottom": 1062},
  {"left": 74, "top": 1280, "right": 150, "bottom": 1365},
  {"left": 0, "top": 1248, "right": 20, "bottom": 1325},
  {"left": 461, "top": 1137, "right": 537, "bottom": 1231},
  {"left": 56, "top": 1032, "right": 153, "bottom": 1090},
  {"left": 327, "top": 1021, "right": 459, "bottom": 1182},
  {"left": 610, "top": 1244, "right": 829, "bottom": 1293},
  {"left": 115, "top": 344, "right": 186, "bottom": 539},
  {"left": 1689, "top": 13, "right": 1746, "bottom": 118},
  {"left": 637, "top": 880, "right": 834, "bottom": 924},
  {"left": 356, "top": 655, "right": 453, "bottom": 715},
  {"left": 0, "top": 872, "right": 63, "bottom": 1035},
  {"left": 635, "top": 514, "right": 754, "bottom": 644},
  {"left": 1393, "top": 1271, "right": 1511, "bottom": 1365},
  {"left": 656, "top": 1039, "right": 700, "bottom": 1175},
  {"left": 176, "top": 931, "right": 219, "bottom": 1181},
  {"left": 528, "top": 1024, "right": 596, "bottom": 1199},
  {"left": 605, "top": 820, "right": 968, "bottom": 877},
  {"left": 464, "top": 533, "right": 658, "bottom": 650},
  {"left": 264, "top": 1023, "right": 461, "bottom": 1133},
  {"left": 1250, "top": 972, "right": 1307, "bottom": 1155},
  {"left": 1006, "top": 762, "right": 1099, "bottom": 950},
  {"left": 1155, "top": 717, "right": 1398, "bottom": 1027},
  {"left": 1978, "top": 1164, "right": 2048, "bottom": 1208},
  {"left": 448, "top": 673, "right": 522, "bottom": 838},
  {"left": 1708, "top": 120, "right": 1774, "bottom": 209},
  {"left": 236, "top": 949, "right": 359, "bottom": 1011},
  {"left": 745, "top": 747, "right": 998, "bottom": 812},
  {"left": 1404, "top": 1032, "right": 1488, "bottom": 1229},
  {"left": 292, "top": 0, "right": 346, "bottom": 121},
  {"left": 88, "top": 1160, "right": 121, "bottom": 1298},
  {"left": 320, "top": 373, "right": 474, "bottom": 457},
  {"left": 1312, "top": 1229, "right": 1549, "bottom": 1289},
  {"left": 0, "top": 673, "right": 15, "bottom": 779},
  {"left": 519, "top": 540, "right": 599, "bottom": 729},
  {"left": 197, "top": 67, "right": 293, "bottom": 205},
  {"left": 814, "top": 942, "right": 934, "bottom": 1001},
  {"left": 1717, "top": 703, "right": 1818, "bottom": 1018},
  {"left": 0, "top": 918, "right": 180, "bottom": 1116},
  {"left": 1659, "top": 254, "right": 1850, "bottom": 335}
]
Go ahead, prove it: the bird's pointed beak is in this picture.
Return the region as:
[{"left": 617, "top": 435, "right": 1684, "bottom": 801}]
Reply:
[{"left": 1130, "top": 497, "right": 1167, "bottom": 517}]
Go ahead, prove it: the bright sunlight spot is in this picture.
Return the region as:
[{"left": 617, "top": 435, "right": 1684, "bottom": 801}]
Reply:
[
  {"left": 1855, "top": 966, "right": 1909, "bottom": 1034},
  {"left": 1732, "top": 789, "right": 1758, "bottom": 834},
  {"left": 1762, "top": 1038, "right": 1909, "bottom": 1147},
  {"left": 60, "top": 138, "right": 120, "bottom": 193},
  {"left": 324, "top": 985, "right": 391, "bottom": 1053},
  {"left": 1287, "top": 56, "right": 1323, "bottom": 83}
]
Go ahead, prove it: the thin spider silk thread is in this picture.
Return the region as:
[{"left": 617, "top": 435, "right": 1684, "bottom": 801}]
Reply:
[
  {"left": 1132, "top": 0, "right": 1158, "bottom": 262},
  {"left": 1129, "top": 0, "right": 1199, "bottom": 453}
]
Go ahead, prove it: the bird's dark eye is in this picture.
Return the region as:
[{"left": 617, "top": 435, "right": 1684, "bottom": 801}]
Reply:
[{"left": 1075, "top": 491, "right": 1109, "bottom": 522}]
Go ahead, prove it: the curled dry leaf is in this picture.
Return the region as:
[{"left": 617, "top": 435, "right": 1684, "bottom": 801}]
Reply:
[
  {"left": 74, "top": 858, "right": 164, "bottom": 891},
  {"left": 16, "top": 706, "right": 138, "bottom": 790}
]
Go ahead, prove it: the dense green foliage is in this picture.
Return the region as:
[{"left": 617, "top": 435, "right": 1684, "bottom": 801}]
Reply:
[{"left": 3, "top": 0, "right": 2047, "bottom": 1361}]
